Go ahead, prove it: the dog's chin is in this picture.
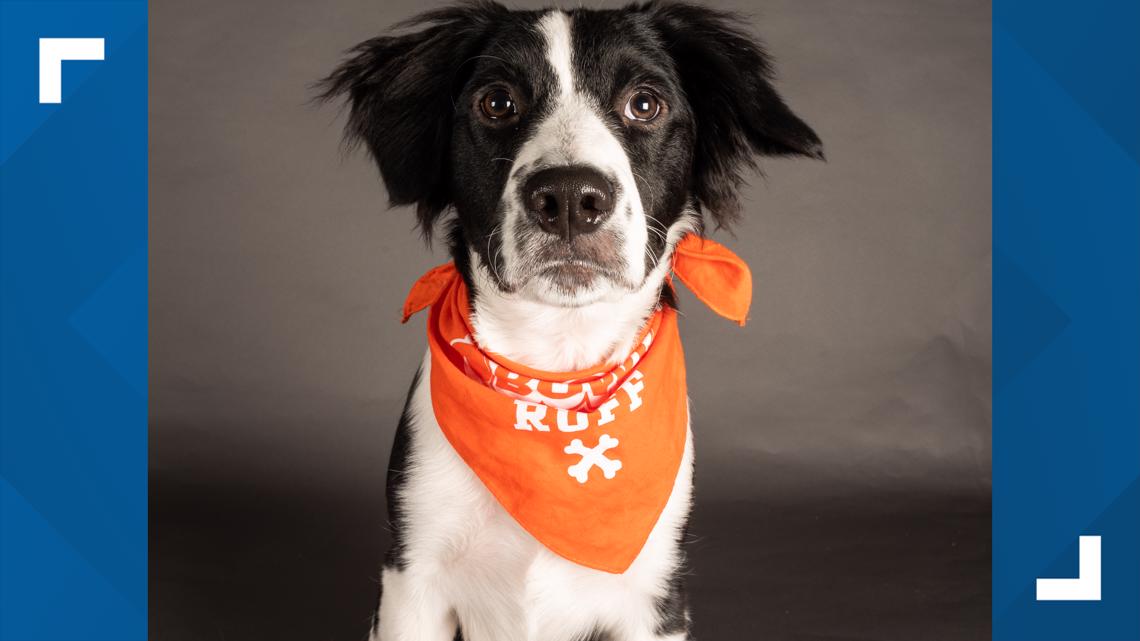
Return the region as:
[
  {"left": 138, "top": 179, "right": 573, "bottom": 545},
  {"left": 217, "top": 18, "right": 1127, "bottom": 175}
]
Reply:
[{"left": 518, "top": 262, "right": 633, "bottom": 307}]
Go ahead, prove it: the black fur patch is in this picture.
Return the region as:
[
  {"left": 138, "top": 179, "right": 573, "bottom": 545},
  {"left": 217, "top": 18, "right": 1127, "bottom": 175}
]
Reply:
[
  {"left": 654, "top": 568, "right": 690, "bottom": 636},
  {"left": 382, "top": 367, "right": 422, "bottom": 571},
  {"left": 654, "top": 465, "right": 693, "bottom": 637}
]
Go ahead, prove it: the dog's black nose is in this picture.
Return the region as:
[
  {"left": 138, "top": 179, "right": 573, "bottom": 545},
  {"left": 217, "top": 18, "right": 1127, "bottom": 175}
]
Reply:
[{"left": 522, "top": 166, "right": 615, "bottom": 241}]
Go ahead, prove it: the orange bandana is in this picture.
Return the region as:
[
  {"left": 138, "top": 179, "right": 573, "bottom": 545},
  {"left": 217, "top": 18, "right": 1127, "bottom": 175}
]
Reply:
[{"left": 402, "top": 234, "right": 751, "bottom": 573}]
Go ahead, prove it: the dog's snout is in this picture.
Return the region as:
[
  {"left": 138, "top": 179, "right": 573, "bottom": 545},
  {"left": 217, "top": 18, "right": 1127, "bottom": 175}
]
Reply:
[{"left": 523, "top": 166, "right": 614, "bottom": 241}]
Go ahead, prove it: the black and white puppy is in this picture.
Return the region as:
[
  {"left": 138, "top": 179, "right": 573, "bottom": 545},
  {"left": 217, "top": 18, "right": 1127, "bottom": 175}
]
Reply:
[{"left": 321, "top": 2, "right": 822, "bottom": 639}]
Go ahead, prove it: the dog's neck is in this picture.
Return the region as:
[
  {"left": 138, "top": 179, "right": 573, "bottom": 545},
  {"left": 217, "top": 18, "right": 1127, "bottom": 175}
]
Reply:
[{"left": 466, "top": 259, "right": 670, "bottom": 372}]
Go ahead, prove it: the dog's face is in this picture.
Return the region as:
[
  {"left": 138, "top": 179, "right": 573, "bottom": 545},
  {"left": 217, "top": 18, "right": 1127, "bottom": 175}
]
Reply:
[
  {"left": 451, "top": 10, "right": 692, "bottom": 306},
  {"left": 322, "top": 2, "right": 822, "bottom": 306}
]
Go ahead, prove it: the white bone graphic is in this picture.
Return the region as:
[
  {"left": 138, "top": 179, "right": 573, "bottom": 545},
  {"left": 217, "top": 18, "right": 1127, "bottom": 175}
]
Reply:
[{"left": 564, "top": 434, "right": 622, "bottom": 483}]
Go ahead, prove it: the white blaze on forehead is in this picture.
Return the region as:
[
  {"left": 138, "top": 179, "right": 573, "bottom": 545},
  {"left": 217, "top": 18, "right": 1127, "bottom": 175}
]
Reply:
[
  {"left": 539, "top": 11, "right": 575, "bottom": 97},
  {"left": 529, "top": 9, "right": 629, "bottom": 172}
]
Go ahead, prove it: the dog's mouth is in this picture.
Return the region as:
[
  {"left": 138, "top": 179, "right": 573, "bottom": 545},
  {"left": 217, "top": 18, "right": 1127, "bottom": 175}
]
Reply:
[{"left": 536, "top": 259, "right": 619, "bottom": 291}]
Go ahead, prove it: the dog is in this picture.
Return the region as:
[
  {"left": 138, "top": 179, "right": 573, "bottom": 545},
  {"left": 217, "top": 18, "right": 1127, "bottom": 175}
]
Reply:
[{"left": 321, "top": 2, "right": 822, "bottom": 639}]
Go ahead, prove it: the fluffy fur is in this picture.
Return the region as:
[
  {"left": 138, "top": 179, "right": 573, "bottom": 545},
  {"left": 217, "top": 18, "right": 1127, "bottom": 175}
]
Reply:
[{"left": 320, "top": 2, "right": 822, "bottom": 639}]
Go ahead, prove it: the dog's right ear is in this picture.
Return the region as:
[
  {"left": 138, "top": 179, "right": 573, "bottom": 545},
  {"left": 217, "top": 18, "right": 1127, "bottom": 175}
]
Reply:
[{"left": 318, "top": 2, "right": 505, "bottom": 239}]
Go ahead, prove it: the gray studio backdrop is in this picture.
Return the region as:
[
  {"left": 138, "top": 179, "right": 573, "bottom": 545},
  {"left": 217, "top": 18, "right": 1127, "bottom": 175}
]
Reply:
[{"left": 151, "top": 0, "right": 991, "bottom": 505}]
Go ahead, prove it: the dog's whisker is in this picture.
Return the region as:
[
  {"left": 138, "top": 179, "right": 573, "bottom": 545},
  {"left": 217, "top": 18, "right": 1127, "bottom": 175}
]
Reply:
[
  {"left": 646, "top": 224, "right": 668, "bottom": 242},
  {"left": 646, "top": 224, "right": 669, "bottom": 247},
  {"left": 485, "top": 224, "right": 506, "bottom": 286}
]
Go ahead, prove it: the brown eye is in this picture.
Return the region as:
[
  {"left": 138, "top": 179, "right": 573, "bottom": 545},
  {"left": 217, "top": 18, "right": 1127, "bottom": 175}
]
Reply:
[
  {"left": 624, "top": 91, "right": 661, "bottom": 122},
  {"left": 479, "top": 88, "right": 517, "bottom": 120}
]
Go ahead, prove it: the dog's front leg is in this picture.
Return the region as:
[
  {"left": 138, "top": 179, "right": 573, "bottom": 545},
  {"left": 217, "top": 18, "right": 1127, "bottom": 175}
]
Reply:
[{"left": 372, "top": 566, "right": 457, "bottom": 641}]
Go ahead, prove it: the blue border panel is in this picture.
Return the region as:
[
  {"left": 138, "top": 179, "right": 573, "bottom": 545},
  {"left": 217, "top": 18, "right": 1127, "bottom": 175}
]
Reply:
[
  {"left": 994, "top": 0, "right": 1140, "bottom": 639},
  {"left": 1, "top": 2, "right": 147, "bottom": 639}
]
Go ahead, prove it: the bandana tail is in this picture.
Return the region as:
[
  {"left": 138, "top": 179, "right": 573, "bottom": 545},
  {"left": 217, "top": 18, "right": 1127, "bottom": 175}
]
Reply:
[
  {"left": 402, "top": 263, "right": 459, "bottom": 323},
  {"left": 671, "top": 235, "right": 753, "bottom": 326}
]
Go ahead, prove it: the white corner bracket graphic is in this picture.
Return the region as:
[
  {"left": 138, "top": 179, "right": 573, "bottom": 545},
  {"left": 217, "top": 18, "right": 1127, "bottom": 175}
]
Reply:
[
  {"left": 39, "top": 38, "right": 105, "bottom": 104},
  {"left": 1036, "top": 535, "right": 1102, "bottom": 601}
]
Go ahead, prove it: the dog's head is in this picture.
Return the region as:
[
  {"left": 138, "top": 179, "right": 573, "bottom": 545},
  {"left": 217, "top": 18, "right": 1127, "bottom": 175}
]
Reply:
[{"left": 321, "top": 1, "right": 822, "bottom": 306}]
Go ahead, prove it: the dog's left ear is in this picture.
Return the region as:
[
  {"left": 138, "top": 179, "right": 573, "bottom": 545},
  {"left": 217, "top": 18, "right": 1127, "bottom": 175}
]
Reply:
[
  {"left": 646, "top": 2, "right": 824, "bottom": 228},
  {"left": 317, "top": 2, "right": 506, "bottom": 240}
]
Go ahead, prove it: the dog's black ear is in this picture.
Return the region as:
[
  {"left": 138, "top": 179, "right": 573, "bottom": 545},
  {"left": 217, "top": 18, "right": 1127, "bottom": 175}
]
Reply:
[
  {"left": 318, "top": 2, "right": 506, "bottom": 239},
  {"left": 646, "top": 2, "right": 824, "bottom": 228}
]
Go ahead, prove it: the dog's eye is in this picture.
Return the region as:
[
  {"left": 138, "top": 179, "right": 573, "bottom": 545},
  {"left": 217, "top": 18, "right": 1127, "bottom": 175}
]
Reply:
[
  {"left": 623, "top": 91, "right": 661, "bottom": 123},
  {"left": 479, "top": 88, "right": 517, "bottom": 120}
]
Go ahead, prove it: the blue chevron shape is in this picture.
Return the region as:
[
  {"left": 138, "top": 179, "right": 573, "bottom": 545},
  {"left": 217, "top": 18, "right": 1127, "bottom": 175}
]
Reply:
[
  {"left": 992, "top": 252, "right": 1069, "bottom": 390},
  {"left": 70, "top": 248, "right": 147, "bottom": 397},
  {"left": 0, "top": 479, "right": 144, "bottom": 640},
  {"left": 995, "top": 0, "right": 1140, "bottom": 165}
]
